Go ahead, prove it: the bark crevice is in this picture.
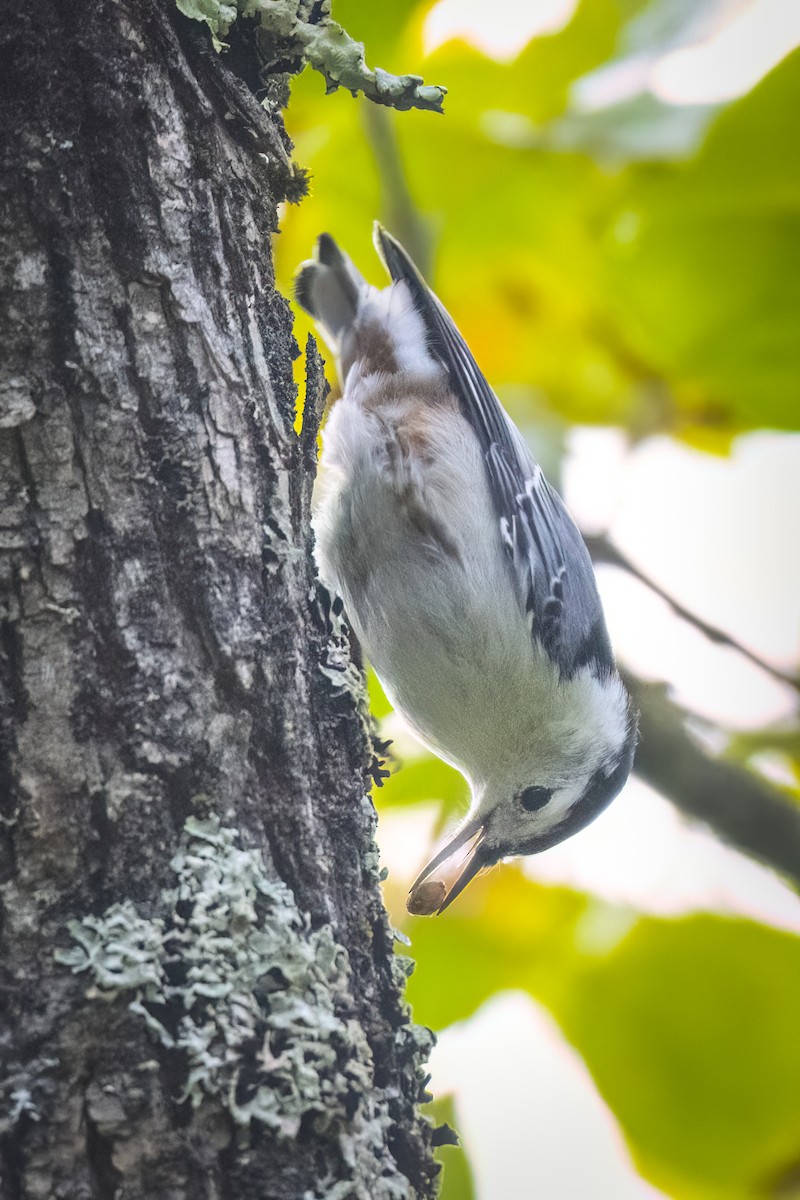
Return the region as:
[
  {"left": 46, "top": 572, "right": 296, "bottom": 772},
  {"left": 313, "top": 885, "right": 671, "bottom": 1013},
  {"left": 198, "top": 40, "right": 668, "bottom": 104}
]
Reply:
[{"left": 0, "top": 2, "right": 436, "bottom": 1195}]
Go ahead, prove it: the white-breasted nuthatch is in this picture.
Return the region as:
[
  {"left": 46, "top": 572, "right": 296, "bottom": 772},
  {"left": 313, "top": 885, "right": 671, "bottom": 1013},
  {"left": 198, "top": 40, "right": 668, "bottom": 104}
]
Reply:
[{"left": 295, "top": 225, "right": 638, "bottom": 915}]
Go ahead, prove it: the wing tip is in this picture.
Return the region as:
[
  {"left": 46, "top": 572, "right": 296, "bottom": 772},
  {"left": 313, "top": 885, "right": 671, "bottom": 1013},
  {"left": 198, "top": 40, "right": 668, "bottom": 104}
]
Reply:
[
  {"left": 372, "top": 220, "right": 391, "bottom": 270},
  {"left": 372, "top": 222, "right": 426, "bottom": 289}
]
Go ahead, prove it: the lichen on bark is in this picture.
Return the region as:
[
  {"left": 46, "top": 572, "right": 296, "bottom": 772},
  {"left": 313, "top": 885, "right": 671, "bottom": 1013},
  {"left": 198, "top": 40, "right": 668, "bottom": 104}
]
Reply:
[
  {"left": 0, "top": 1, "right": 438, "bottom": 1194},
  {"left": 176, "top": 0, "right": 447, "bottom": 111},
  {"left": 55, "top": 812, "right": 433, "bottom": 1192}
]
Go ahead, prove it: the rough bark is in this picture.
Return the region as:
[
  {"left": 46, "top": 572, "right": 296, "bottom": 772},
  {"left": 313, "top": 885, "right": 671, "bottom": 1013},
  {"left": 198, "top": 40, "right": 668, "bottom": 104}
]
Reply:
[{"left": 0, "top": 2, "right": 436, "bottom": 1197}]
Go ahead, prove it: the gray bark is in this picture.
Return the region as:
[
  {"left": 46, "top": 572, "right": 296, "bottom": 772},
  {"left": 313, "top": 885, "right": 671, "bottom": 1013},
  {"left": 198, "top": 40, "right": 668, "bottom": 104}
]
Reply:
[{"left": 0, "top": 2, "right": 436, "bottom": 1196}]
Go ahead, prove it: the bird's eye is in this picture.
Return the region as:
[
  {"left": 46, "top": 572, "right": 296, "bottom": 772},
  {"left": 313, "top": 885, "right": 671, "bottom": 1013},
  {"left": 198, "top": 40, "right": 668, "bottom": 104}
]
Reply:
[{"left": 519, "top": 786, "right": 553, "bottom": 812}]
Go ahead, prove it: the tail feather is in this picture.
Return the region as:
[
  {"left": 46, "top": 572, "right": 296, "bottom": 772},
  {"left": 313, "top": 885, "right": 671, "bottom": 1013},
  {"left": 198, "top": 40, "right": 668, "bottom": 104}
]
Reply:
[
  {"left": 373, "top": 222, "right": 445, "bottom": 362},
  {"left": 294, "top": 233, "right": 365, "bottom": 351},
  {"left": 373, "top": 223, "right": 426, "bottom": 295},
  {"left": 295, "top": 226, "right": 441, "bottom": 382}
]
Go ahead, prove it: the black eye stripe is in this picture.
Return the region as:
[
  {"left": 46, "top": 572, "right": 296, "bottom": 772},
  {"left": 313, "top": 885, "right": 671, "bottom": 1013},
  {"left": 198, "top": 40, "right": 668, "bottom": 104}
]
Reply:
[{"left": 519, "top": 786, "right": 553, "bottom": 812}]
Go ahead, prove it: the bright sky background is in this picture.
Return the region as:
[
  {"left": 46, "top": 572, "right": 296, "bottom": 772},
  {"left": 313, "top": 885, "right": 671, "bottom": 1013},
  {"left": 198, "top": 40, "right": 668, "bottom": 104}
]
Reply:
[
  {"left": 379, "top": 4, "right": 800, "bottom": 1197},
  {"left": 433, "top": 992, "right": 670, "bottom": 1200},
  {"left": 424, "top": 0, "right": 800, "bottom": 104},
  {"left": 653, "top": 0, "right": 800, "bottom": 104},
  {"left": 425, "top": 0, "right": 577, "bottom": 60}
]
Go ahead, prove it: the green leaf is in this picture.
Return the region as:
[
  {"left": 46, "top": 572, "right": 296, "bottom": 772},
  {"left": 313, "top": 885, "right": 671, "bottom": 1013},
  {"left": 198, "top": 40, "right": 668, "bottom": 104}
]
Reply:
[
  {"left": 725, "top": 726, "right": 800, "bottom": 791},
  {"left": 545, "top": 914, "right": 800, "bottom": 1197},
  {"left": 377, "top": 753, "right": 468, "bottom": 816},
  {"left": 580, "top": 0, "right": 744, "bottom": 90},
  {"left": 366, "top": 668, "right": 393, "bottom": 720},
  {"left": 405, "top": 870, "right": 800, "bottom": 1198},
  {"left": 547, "top": 93, "right": 719, "bottom": 163},
  {"left": 405, "top": 869, "right": 588, "bottom": 1029},
  {"left": 599, "top": 50, "right": 800, "bottom": 429},
  {"left": 331, "top": 0, "right": 435, "bottom": 64},
  {"left": 423, "top": 0, "right": 648, "bottom": 125}
]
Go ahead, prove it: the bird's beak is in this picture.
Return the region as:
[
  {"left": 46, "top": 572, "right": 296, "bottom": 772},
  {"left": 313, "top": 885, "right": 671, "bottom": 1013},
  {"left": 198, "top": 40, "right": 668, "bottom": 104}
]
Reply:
[{"left": 407, "top": 818, "right": 487, "bottom": 916}]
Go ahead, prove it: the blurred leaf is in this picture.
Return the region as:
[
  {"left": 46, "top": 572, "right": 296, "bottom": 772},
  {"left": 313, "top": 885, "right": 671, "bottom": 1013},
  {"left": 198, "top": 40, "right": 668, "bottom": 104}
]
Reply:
[
  {"left": 616, "top": 0, "right": 745, "bottom": 54},
  {"left": 331, "top": 0, "right": 434, "bottom": 64},
  {"left": 547, "top": 914, "right": 800, "bottom": 1198},
  {"left": 599, "top": 50, "right": 800, "bottom": 429},
  {"left": 575, "top": 0, "right": 747, "bottom": 108},
  {"left": 547, "top": 93, "right": 720, "bottom": 162},
  {"left": 366, "top": 667, "right": 393, "bottom": 720},
  {"left": 405, "top": 869, "right": 800, "bottom": 1198},
  {"left": 725, "top": 725, "right": 800, "bottom": 791},
  {"left": 422, "top": 0, "right": 645, "bottom": 127},
  {"left": 727, "top": 726, "right": 800, "bottom": 763},
  {"left": 426, "top": 1093, "right": 476, "bottom": 1200},
  {"left": 377, "top": 753, "right": 468, "bottom": 816},
  {"left": 405, "top": 868, "right": 588, "bottom": 1029}
]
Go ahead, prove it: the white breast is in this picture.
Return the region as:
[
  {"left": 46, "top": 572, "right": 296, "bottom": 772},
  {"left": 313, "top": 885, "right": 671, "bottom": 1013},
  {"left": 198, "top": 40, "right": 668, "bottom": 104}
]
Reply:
[{"left": 314, "top": 376, "right": 546, "bottom": 778}]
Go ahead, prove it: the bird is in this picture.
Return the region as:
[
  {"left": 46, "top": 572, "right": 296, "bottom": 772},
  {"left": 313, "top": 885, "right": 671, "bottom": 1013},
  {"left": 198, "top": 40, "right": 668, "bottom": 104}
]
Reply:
[{"left": 295, "top": 224, "right": 638, "bottom": 915}]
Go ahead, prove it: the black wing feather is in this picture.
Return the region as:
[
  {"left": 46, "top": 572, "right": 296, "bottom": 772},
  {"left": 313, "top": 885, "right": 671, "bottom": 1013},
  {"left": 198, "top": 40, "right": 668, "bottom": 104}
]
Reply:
[{"left": 374, "top": 224, "right": 614, "bottom": 679}]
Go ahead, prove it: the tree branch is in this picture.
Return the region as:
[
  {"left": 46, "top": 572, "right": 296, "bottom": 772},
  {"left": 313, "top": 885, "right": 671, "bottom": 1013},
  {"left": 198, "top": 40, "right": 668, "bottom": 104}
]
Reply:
[
  {"left": 176, "top": 0, "right": 447, "bottom": 112},
  {"left": 586, "top": 533, "right": 800, "bottom": 694},
  {"left": 626, "top": 672, "right": 800, "bottom": 886}
]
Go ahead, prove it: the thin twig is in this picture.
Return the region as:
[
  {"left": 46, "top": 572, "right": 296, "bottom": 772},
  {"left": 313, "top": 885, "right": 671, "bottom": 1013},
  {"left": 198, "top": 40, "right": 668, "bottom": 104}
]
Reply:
[
  {"left": 625, "top": 673, "right": 800, "bottom": 886},
  {"left": 585, "top": 533, "right": 800, "bottom": 694}
]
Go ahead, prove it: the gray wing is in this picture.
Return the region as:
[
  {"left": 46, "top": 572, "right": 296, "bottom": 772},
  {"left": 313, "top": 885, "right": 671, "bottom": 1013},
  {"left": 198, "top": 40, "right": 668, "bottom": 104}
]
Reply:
[{"left": 375, "top": 225, "right": 615, "bottom": 680}]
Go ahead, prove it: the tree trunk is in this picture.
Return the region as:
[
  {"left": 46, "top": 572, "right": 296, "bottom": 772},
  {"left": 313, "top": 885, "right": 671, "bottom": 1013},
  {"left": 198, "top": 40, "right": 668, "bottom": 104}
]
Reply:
[{"left": 0, "top": 2, "right": 436, "bottom": 1196}]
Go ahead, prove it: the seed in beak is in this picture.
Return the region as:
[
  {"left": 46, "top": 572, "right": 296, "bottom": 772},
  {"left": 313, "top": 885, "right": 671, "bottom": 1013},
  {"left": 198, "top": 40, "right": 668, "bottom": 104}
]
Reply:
[
  {"left": 406, "top": 878, "right": 447, "bottom": 916},
  {"left": 406, "top": 823, "right": 487, "bottom": 916}
]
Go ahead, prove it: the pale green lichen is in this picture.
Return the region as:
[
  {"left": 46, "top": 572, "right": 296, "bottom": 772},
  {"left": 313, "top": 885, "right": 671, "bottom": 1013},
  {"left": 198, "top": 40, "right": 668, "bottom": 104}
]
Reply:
[
  {"left": 55, "top": 815, "right": 430, "bottom": 1182},
  {"left": 318, "top": 594, "right": 369, "bottom": 702},
  {"left": 175, "top": 0, "right": 237, "bottom": 45},
  {"left": 0, "top": 1085, "right": 39, "bottom": 1132},
  {"left": 175, "top": 0, "right": 446, "bottom": 113},
  {"left": 320, "top": 632, "right": 365, "bottom": 698},
  {"left": 0, "top": 1059, "right": 58, "bottom": 1134}
]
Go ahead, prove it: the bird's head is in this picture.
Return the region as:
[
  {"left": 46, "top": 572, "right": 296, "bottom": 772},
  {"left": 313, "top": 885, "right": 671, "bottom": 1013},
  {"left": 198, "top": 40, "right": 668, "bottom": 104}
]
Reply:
[{"left": 407, "top": 677, "right": 638, "bottom": 915}]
